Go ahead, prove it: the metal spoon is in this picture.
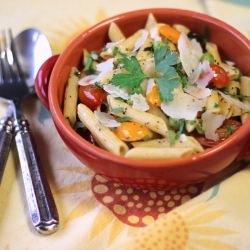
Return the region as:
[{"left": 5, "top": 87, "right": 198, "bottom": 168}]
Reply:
[{"left": 0, "top": 28, "right": 59, "bottom": 234}]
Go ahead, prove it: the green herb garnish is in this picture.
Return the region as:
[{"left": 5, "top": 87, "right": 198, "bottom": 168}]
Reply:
[
  {"left": 84, "top": 51, "right": 98, "bottom": 72},
  {"left": 116, "top": 116, "right": 132, "bottom": 122},
  {"left": 111, "top": 56, "right": 147, "bottom": 94},
  {"left": 153, "top": 41, "right": 181, "bottom": 102},
  {"left": 168, "top": 130, "right": 176, "bottom": 145},
  {"left": 113, "top": 47, "right": 119, "bottom": 56},
  {"left": 112, "top": 107, "right": 124, "bottom": 113}
]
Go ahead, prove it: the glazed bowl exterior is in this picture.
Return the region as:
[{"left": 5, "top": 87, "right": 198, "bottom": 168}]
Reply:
[{"left": 36, "top": 9, "right": 250, "bottom": 189}]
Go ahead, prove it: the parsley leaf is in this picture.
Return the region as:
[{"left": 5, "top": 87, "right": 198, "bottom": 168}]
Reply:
[
  {"left": 153, "top": 42, "right": 181, "bottom": 102},
  {"left": 155, "top": 66, "right": 181, "bottom": 102},
  {"left": 154, "top": 41, "right": 179, "bottom": 73},
  {"left": 111, "top": 56, "right": 147, "bottom": 93}
]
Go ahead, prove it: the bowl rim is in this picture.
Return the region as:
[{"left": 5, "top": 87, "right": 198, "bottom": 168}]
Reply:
[{"left": 49, "top": 8, "right": 250, "bottom": 169}]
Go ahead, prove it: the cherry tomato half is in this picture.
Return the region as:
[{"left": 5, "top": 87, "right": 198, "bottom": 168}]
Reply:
[
  {"left": 78, "top": 85, "right": 106, "bottom": 110},
  {"left": 195, "top": 119, "right": 241, "bottom": 147},
  {"left": 209, "top": 64, "right": 229, "bottom": 88}
]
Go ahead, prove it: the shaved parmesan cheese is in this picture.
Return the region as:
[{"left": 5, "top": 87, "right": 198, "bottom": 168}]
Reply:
[
  {"left": 218, "top": 91, "right": 250, "bottom": 111},
  {"left": 130, "top": 93, "right": 149, "bottom": 111},
  {"left": 146, "top": 78, "right": 155, "bottom": 95},
  {"left": 161, "top": 92, "right": 204, "bottom": 120},
  {"left": 103, "top": 84, "right": 130, "bottom": 100},
  {"left": 202, "top": 111, "right": 225, "bottom": 140},
  {"left": 133, "top": 30, "right": 149, "bottom": 52},
  {"left": 185, "top": 85, "right": 211, "bottom": 99},
  {"left": 89, "top": 58, "right": 114, "bottom": 84},
  {"left": 94, "top": 111, "right": 120, "bottom": 128},
  {"left": 79, "top": 75, "right": 96, "bottom": 86},
  {"left": 189, "top": 60, "right": 214, "bottom": 87},
  {"left": 96, "top": 58, "right": 114, "bottom": 73},
  {"left": 149, "top": 26, "right": 161, "bottom": 41},
  {"left": 178, "top": 32, "right": 203, "bottom": 77}
]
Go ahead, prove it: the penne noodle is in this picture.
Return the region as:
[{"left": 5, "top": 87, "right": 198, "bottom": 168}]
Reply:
[
  {"left": 147, "top": 104, "right": 169, "bottom": 126},
  {"left": 131, "top": 136, "right": 203, "bottom": 153},
  {"left": 107, "top": 95, "right": 168, "bottom": 137},
  {"left": 205, "top": 42, "right": 222, "bottom": 64},
  {"left": 77, "top": 104, "right": 129, "bottom": 155},
  {"left": 63, "top": 67, "right": 79, "bottom": 126},
  {"left": 219, "top": 98, "right": 232, "bottom": 118},
  {"left": 145, "top": 13, "right": 158, "bottom": 30},
  {"left": 228, "top": 81, "right": 241, "bottom": 116},
  {"left": 240, "top": 76, "right": 250, "bottom": 123},
  {"left": 125, "top": 147, "right": 194, "bottom": 159},
  {"left": 173, "top": 24, "right": 190, "bottom": 34},
  {"left": 118, "top": 29, "right": 145, "bottom": 52},
  {"left": 205, "top": 90, "right": 221, "bottom": 114},
  {"left": 220, "top": 63, "right": 241, "bottom": 80},
  {"left": 108, "top": 22, "right": 125, "bottom": 42}
]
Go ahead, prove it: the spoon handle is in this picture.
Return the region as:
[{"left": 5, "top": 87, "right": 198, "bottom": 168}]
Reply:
[
  {"left": 0, "top": 116, "right": 13, "bottom": 183},
  {"left": 14, "top": 117, "right": 59, "bottom": 235}
]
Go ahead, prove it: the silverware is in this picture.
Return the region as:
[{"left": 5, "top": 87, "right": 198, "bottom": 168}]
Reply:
[{"left": 0, "top": 29, "right": 59, "bottom": 235}]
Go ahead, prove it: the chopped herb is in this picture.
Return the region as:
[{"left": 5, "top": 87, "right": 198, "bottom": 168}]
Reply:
[
  {"left": 113, "top": 47, "right": 119, "bottom": 56},
  {"left": 213, "top": 103, "right": 220, "bottom": 108},
  {"left": 84, "top": 51, "right": 98, "bottom": 72},
  {"left": 190, "top": 120, "right": 197, "bottom": 125},
  {"left": 111, "top": 56, "right": 147, "bottom": 94},
  {"left": 176, "top": 119, "right": 185, "bottom": 139},
  {"left": 168, "top": 130, "right": 176, "bottom": 145},
  {"left": 196, "top": 120, "right": 204, "bottom": 134},
  {"left": 201, "top": 52, "right": 215, "bottom": 64},
  {"left": 111, "top": 107, "right": 124, "bottom": 113},
  {"left": 225, "top": 126, "right": 234, "bottom": 135},
  {"left": 116, "top": 116, "right": 132, "bottom": 122}
]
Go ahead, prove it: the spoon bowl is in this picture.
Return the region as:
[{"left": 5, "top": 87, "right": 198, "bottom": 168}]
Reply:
[{"left": 15, "top": 28, "right": 52, "bottom": 90}]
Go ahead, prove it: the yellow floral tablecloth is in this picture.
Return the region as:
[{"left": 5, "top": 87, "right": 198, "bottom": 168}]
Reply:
[{"left": 0, "top": 1, "right": 250, "bottom": 249}]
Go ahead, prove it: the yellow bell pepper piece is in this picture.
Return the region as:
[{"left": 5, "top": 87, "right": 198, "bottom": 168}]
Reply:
[
  {"left": 146, "top": 84, "right": 161, "bottom": 107},
  {"left": 159, "top": 25, "right": 181, "bottom": 44}
]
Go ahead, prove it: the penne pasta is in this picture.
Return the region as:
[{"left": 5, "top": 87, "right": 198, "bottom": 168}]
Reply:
[
  {"left": 228, "top": 81, "right": 241, "bottom": 116},
  {"left": 145, "top": 13, "right": 158, "bottom": 30},
  {"left": 205, "top": 42, "right": 222, "bottom": 64},
  {"left": 77, "top": 104, "right": 129, "bottom": 155},
  {"left": 205, "top": 90, "right": 221, "bottom": 114},
  {"left": 125, "top": 147, "right": 193, "bottom": 159},
  {"left": 118, "top": 29, "right": 145, "bottom": 52},
  {"left": 220, "top": 63, "right": 241, "bottom": 80},
  {"left": 240, "top": 76, "right": 250, "bottom": 123},
  {"left": 63, "top": 67, "right": 79, "bottom": 126},
  {"left": 173, "top": 24, "right": 190, "bottom": 34},
  {"left": 107, "top": 95, "right": 169, "bottom": 137},
  {"left": 108, "top": 22, "right": 125, "bottom": 42},
  {"left": 132, "top": 136, "right": 204, "bottom": 153}
]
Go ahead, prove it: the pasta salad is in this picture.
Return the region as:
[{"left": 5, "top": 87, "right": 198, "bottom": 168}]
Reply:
[{"left": 63, "top": 14, "right": 250, "bottom": 159}]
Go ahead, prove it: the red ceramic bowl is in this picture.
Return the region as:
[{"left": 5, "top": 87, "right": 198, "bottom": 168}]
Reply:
[{"left": 35, "top": 8, "right": 250, "bottom": 189}]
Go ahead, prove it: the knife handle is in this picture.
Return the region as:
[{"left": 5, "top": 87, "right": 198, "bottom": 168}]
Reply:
[
  {"left": 14, "top": 118, "right": 59, "bottom": 235},
  {"left": 0, "top": 117, "right": 13, "bottom": 184}
]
